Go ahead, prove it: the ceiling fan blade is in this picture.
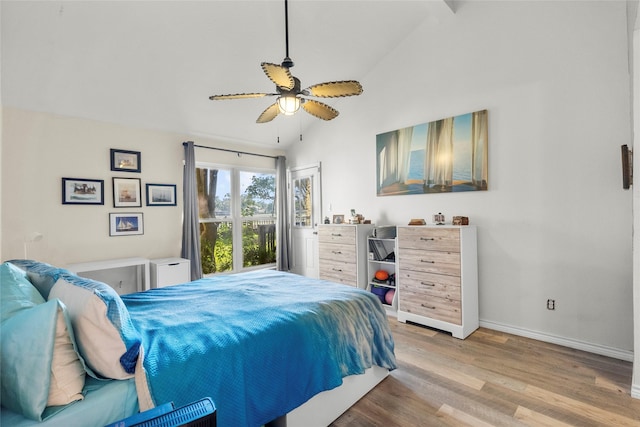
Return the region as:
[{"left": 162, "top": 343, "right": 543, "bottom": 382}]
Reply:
[
  {"left": 302, "top": 99, "right": 339, "bottom": 121},
  {"left": 305, "top": 80, "right": 363, "bottom": 98},
  {"left": 256, "top": 103, "right": 280, "bottom": 123},
  {"left": 209, "top": 93, "right": 270, "bottom": 100},
  {"left": 261, "top": 62, "right": 295, "bottom": 90}
]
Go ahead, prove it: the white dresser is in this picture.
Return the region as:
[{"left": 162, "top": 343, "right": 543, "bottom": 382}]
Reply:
[
  {"left": 318, "top": 224, "right": 374, "bottom": 288},
  {"left": 396, "top": 225, "right": 478, "bottom": 339},
  {"left": 150, "top": 257, "right": 191, "bottom": 288}
]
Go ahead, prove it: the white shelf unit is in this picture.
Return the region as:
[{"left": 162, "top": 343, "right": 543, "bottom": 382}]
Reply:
[
  {"left": 66, "top": 257, "right": 150, "bottom": 295},
  {"left": 150, "top": 257, "right": 190, "bottom": 288},
  {"left": 366, "top": 236, "right": 398, "bottom": 316}
]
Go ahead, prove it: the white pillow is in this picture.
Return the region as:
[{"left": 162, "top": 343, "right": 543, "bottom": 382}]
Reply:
[
  {"left": 48, "top": 302, "right": 86, "bottom": 406},
  {"left": 48, "top": 274, "right": 141, "bottom": 380}
]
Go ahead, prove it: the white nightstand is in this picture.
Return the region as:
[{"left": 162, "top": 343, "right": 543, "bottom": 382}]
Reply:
[{"left": 150, "top": 257, "right": 191, "bottom": 288}]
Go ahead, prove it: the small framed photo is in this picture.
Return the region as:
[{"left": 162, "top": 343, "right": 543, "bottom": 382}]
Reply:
[
  {"left": 109, "top": 213, "right": 144, "bottom": 236},
  {"left": 62, "top": 178, "right": 104, "bottom": 205},
  {"left": 110, "top": 149, "right": 141, "bottom": 173},
  {"left": 113, "top": 177, "right": 142, "bottom": 208},
  {"left": 333, "top": 214, "right": 344, "bottom": 224},
  {"left": 146, "top": 183, "right": 177, "bottom": 206}
]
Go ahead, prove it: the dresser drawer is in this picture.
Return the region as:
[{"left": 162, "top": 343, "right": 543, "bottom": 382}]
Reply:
[
  {"left": 398, "top": 227, "right": 460, "bottom": 252},
  {"left": 398, "top": 291, "right": 462, "bottom": 325},
  {"left": 318, "top": 242, "right": 356, "bottom": 263},
  {"left": 398, "top": 248, "right": 460, "bottom": 277},
  {"left": 319, "top": 259, "right": 357, "bottom": 286},
  {"left": 318, "top": 226, "right": 356, "bottom": 245},
  {"left": 398, "top": 271, "right": 461, "bottom": 300}
]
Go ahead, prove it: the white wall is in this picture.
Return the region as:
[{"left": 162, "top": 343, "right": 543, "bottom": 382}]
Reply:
[
  {"left": 1, "top": 3, "right": 4, "bottom": 262},
  {"left": 288, "top": 1, "right": 633, "bottom": 357},
  {"left": 632, "top": 0, "right": 640, "bottom": 401},
  {"left": 0, "top": 108, "right": 283, "bottom": 268}
]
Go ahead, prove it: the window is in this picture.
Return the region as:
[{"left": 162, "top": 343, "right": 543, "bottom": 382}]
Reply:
[
  {"left": 293, "top": 176, "right": 312, "bottom": 227},
  {"left": 197, "top": 165, "right": 276, "bottom": 274}
]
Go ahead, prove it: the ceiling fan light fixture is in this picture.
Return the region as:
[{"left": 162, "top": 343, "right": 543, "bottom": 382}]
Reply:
[
  {"left": 209, "top": 0, "right": 363, "bottom": 124},
  {"left": 277, "top": 95, "right": 301, "bottom": 115}
]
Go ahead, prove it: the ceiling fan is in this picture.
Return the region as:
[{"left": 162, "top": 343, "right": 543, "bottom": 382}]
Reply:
[{"left": 209, "top": 0, "right": 363, "bottom": 123}]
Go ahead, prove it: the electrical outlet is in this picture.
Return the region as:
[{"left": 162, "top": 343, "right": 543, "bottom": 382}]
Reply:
[{"left": 546, "top": 299, "right": 556, "bottom": 310}]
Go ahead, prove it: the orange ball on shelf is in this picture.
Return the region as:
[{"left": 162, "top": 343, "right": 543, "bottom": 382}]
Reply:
[{"left": 374, "top": 270, "right": 389, "bottom": 281}]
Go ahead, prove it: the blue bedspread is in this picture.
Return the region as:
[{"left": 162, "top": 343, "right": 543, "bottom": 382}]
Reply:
[{"left": 121, "top": 270, "right": 396, "bottom": 427}]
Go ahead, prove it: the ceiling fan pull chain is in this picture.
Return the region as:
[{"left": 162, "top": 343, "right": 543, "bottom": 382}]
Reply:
[{"left": 299, "top": 114, "right": 303, "bottom": 141}]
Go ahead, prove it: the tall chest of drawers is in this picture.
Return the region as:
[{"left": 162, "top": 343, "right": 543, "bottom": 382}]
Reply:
[
  {"left": 396, "top": 225, "right": 478, "bottom": 339},
  {"left": 318, "top": 224, "right": 374, "bottom": 288}
]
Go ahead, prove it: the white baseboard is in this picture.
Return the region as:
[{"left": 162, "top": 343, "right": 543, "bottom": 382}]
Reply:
[
  {"left": 479, "top": 320, "right": 633, "bottom": 362},
  {"left": 632, "top": 383, "right": 640, "bottom": 399}
]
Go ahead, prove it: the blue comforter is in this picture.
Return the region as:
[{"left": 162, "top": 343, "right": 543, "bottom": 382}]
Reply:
[{"left": 121, "top": 270, "right": 396, "bottom": 427}]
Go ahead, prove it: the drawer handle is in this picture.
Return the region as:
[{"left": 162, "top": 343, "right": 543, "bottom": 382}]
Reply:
[
  {"left": 332, "top": 268, "right": 343, "bottom": 272},
  {"left": 420, "top": 281, "right": 435, "bottom": 287},
  {"left": 332, "top": 250, "right": 342, "bottom": 254},
  {"left": 168, "top": 263, "right": 179, "bottom": 266},
  {"left": 421, "top": 304, "right": 436, "bottom": 310},
  {"left": 420, "top": 260, "right": 435, "bottom": 264},
  {"left": 420, "top": 237, "right": 435, "bottom": 241},
  {"left": 331, "top": 233, "right": 342, "bottom": 237}
]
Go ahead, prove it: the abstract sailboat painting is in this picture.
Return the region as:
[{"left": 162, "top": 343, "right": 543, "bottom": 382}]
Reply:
[{"left": 376, "top": 110, "right": 488, "bottom": 196}]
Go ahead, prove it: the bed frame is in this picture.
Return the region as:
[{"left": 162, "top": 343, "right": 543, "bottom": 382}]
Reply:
[{"left": 273, "top": 365, "right": 389, "bottom": 427}]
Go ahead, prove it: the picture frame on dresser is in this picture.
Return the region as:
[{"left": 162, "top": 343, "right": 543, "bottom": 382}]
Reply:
[
  {"left": 146, "top": 183, "right": 176, "bottom": 206},
  {"left": 109, "top": 212, "right": 144, "bottom": 236},
  {"left": 62, "top": 177, "right": 104, "bottom": 205},
  {"left": 113, "top": 177, "right": 142, "bottom": 208},
  {"left": 110, "top": 148, "right": 141, "bottom": 173}
]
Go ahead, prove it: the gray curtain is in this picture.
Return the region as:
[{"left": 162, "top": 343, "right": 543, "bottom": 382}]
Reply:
[
  {"left": 181, "top": 141, "right": 203, "bottom": 280},
  {"left": 276, "top": 155, "right": 290, "bottom": 271}
]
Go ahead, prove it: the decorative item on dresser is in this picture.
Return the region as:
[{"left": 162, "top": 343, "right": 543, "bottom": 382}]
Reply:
[
  {"left": 318, "top": 224, "right": 374, "bottom": 288},
  {"left": 396, "top": 225, "right": 478, "bottom": 339}
]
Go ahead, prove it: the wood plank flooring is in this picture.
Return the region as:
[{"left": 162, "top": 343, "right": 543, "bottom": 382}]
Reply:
[{"left": 331, "top": 320, "right": 640, "bottom": 426}]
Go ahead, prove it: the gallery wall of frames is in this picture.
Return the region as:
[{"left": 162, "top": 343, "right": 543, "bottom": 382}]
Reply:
[{"left": 61, "top": 149, "right": 177, "bottom": 237}]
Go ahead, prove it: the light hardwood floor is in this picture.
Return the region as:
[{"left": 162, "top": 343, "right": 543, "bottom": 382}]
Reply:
[{"left": 331, "top": 319, "right": 640, "bottom": 426}]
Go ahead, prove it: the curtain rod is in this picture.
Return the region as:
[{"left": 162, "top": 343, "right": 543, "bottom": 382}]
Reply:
[{"left": 183, "top": 141, "right": 278, "bottom": 160}]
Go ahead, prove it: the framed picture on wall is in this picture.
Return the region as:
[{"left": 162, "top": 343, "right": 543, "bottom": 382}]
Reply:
[
  {"left": 109, "top": 213, "right": 144, "bottom": 236},
  {"left": 146, "top": 183, "right": 177, "bottom": 206},
  {"left": 62, "top": 177, "right": 104, "bottom": 205},
  {"left": 113, "top": 177, "right": 142, "bottom": 208},
  {"left": 110, "top": 149, "right": 141, "bottom": 173}
]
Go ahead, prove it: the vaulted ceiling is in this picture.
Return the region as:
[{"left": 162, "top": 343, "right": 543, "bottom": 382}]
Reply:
[{"left": 1, "top": 1, "right": 455, "bottom": 148}]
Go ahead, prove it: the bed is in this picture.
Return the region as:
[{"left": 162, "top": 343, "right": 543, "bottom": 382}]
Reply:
[{"left": 0, "top": 260, "right": 396, "bottom": 427}]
